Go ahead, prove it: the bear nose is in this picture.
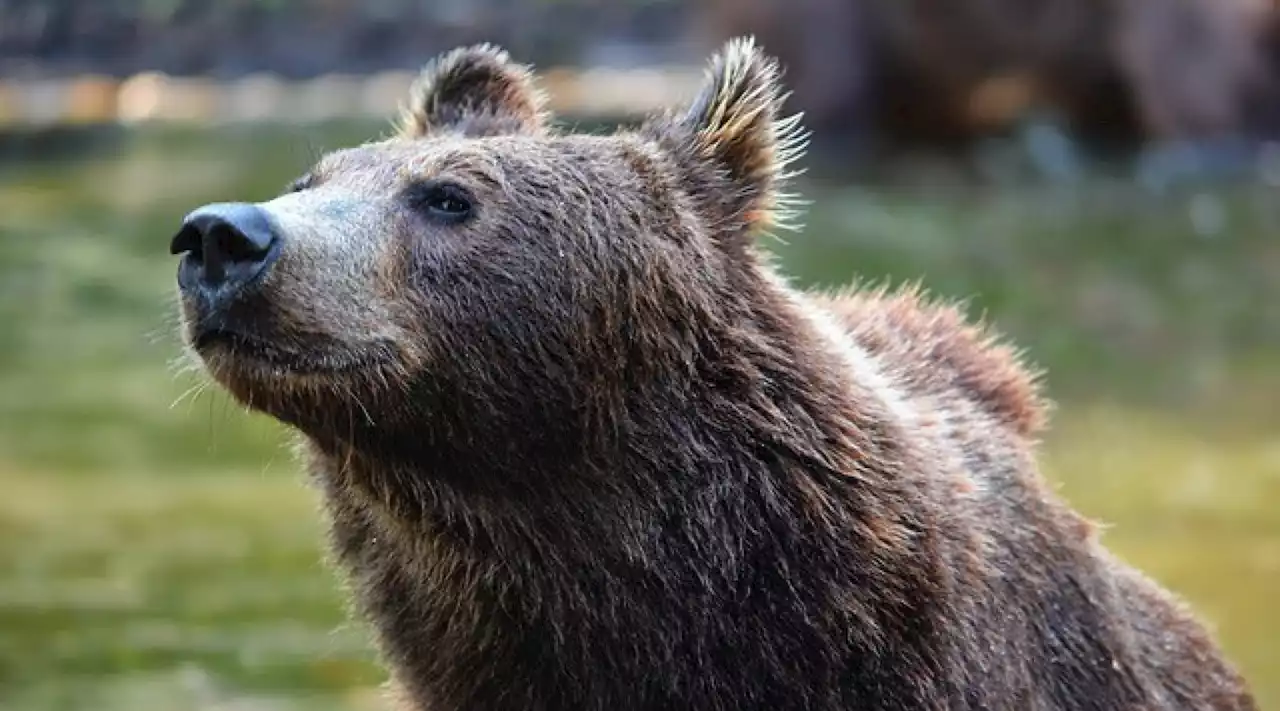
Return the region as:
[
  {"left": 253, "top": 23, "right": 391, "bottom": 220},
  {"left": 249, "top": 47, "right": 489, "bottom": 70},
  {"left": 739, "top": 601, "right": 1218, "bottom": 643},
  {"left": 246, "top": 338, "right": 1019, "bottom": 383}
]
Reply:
[{"left": 171, "top": 202, "right": 280, "bottom": 302}]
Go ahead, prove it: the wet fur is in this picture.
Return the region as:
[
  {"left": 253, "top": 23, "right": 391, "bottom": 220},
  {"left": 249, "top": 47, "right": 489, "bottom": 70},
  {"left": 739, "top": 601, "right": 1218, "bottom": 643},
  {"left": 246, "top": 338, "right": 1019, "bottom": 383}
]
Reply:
[{"left": 176, "top": 38, "right": 1256, "bottom": 711}]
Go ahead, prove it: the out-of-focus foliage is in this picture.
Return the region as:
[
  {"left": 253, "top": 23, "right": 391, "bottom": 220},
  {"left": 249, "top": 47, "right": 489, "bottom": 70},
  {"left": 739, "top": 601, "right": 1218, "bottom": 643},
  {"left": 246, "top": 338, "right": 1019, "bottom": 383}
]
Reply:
[{"left": 0, "top": 0, "right": 693, "bottom": 77}]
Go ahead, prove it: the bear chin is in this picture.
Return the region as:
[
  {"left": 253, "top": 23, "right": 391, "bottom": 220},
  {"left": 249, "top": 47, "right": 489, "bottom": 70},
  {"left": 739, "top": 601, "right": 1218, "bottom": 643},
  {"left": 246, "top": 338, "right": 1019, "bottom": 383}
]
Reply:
[
  {"left": 188, "top": 330, "right": 406, "bottom": 425},
  {"left": 192, "top": 327, "right": 393, "bottom": 376}
]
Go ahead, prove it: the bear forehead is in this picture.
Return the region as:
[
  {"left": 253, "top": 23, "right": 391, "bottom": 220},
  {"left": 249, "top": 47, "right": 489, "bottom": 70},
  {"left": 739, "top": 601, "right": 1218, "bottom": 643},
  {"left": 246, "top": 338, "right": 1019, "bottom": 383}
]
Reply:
[{"left": 311, "top": 133, "right": 649, "bottom": 190}]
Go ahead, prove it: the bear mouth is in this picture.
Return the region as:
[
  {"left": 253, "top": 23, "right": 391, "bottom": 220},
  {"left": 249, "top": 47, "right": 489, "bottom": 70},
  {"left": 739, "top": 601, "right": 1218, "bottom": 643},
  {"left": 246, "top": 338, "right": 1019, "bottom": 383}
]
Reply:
[{"left": 192, "top": 327, "right": 391, "bottom": 375}]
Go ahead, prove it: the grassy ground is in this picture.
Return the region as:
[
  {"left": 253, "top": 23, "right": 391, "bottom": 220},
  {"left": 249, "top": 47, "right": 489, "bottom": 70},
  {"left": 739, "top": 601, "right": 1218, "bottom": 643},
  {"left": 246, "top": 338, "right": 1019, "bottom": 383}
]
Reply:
[{"left": 0, "top": 123, "right": 1277, "bottom": 710}]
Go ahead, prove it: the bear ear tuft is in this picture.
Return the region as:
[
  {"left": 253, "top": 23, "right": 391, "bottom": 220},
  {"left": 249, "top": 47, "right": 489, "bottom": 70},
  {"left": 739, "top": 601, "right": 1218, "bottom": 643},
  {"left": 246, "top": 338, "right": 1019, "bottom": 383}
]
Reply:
[
  {"left": 661, "top": 37, "right": 808, "bottom": 235},
  {"left": 398, "top": 44, "right": 548, "bottom": 138}
]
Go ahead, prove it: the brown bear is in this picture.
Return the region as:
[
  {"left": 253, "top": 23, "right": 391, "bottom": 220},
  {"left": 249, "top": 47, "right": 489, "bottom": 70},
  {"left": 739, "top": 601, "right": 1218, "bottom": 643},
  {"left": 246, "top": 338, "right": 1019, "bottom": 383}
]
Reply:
[
  {"left": 169, "top": 39, "right": 1257, "bottom": 711},
  {"left": 696, "top": 0, "right": 1280, "bottom": 155}
]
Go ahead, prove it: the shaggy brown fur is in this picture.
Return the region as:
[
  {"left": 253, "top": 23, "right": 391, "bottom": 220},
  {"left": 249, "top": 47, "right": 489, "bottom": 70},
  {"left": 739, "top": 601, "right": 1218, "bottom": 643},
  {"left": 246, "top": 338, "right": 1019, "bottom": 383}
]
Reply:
[
  {"left": 698, "top": 0, "right": 1280, "bottom": 152},
  {"left": 172, "top": 39, "right": 1257, "bottom": 711}
]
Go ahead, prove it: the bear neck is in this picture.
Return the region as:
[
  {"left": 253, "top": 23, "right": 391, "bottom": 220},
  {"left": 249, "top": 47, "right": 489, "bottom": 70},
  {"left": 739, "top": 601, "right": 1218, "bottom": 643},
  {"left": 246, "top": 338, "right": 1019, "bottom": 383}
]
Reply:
[{"left": 301, "top": 274, "right": 940, "bottom": 710}]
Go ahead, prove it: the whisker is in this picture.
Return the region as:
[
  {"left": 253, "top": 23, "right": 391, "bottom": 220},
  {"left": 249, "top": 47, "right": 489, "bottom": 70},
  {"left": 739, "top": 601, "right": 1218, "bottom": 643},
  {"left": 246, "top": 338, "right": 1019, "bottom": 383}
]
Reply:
[{"left": 170, "top": 380, "right": 210, "bottom": 411}]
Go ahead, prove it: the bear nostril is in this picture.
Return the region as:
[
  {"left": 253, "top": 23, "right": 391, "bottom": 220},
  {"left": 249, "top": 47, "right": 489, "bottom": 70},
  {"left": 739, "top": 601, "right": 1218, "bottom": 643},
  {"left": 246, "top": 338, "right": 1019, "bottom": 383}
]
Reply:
[{"left": 169, "top": 223, "right": 203, "bottom": 259}]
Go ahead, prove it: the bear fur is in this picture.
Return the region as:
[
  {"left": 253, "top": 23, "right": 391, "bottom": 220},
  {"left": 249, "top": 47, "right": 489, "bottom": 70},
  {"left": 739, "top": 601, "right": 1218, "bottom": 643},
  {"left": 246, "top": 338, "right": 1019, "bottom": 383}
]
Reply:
[
  {"left": 696, "top": 0, "right": 1280, "bottom": 154},
  {"left": 173, "top": 39, "right": 1257, "bottom": 711}
]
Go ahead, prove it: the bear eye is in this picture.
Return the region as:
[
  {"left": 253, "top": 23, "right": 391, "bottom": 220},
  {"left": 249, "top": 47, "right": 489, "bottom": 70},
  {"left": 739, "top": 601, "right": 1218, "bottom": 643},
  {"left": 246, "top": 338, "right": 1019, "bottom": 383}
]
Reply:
[{"left": 406, "top": 181, "right": 474, "bottom": 224}]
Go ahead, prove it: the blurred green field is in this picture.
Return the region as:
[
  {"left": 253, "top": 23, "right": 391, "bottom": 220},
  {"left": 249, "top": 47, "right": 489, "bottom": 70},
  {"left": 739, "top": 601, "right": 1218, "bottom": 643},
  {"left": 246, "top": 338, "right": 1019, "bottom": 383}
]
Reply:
[{"left": 0, "top": 123, "right": 1277, "bottom": 710}]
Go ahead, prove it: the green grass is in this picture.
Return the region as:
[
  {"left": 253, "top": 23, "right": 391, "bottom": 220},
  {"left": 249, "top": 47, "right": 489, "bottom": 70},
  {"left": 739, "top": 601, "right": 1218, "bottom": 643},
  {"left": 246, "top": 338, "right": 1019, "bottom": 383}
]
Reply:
[{"left": 0, "top": 122, "right": 1277, "bottom": 710}]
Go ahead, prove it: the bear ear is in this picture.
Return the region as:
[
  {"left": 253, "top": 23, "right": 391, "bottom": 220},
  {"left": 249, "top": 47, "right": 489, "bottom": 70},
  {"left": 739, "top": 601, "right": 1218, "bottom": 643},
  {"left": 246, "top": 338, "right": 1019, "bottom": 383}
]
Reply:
[
  {"left": 398, "top": 44, "right": 548, "bottom": 138},
  {"left": 650, "top": 37, "right": 808, "bottom": 237}
]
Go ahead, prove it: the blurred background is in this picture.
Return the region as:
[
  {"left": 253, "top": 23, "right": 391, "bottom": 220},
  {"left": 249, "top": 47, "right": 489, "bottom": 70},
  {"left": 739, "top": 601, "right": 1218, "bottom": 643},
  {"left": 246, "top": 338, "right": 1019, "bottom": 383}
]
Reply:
[{"left": 1, "top": 1, "right": 1278, "bottom": 709}]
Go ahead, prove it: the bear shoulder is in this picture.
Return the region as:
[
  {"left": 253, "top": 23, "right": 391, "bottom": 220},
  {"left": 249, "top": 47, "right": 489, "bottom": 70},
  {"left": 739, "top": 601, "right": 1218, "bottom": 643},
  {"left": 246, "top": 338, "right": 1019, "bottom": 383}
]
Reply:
[{"left": 810, "top": 282, "right": 1050, "bottom": 439}]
